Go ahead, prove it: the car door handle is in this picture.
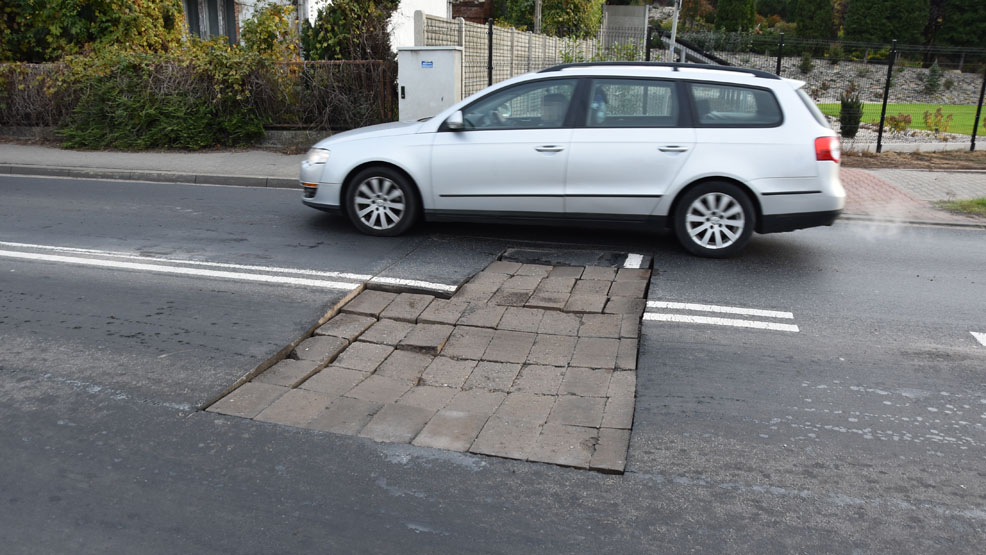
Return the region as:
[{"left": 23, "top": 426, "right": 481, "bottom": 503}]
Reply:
[
  {"left": 659, "top": 145, "right": 690, "bottom": 152},
  {"left": 535, "top": 145, "right": 564, "bottom": 152}
]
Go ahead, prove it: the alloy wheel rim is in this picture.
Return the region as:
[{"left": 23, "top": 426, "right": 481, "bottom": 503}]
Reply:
[
  {"left": 685, "top": 192, "right": 745, "bottom": 249},
  {"left": 354, "top": 177, "right": 405, "bottom": 230}
]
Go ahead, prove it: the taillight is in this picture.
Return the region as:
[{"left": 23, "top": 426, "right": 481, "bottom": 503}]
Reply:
[{"left": 815, "top": 136, "right": 841, "bottom": 163}]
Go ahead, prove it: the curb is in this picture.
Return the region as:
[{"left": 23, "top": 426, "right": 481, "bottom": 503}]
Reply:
[
  {"left": 0, "top": 164, "right": 298, "bottom": 189},
  {"left": 839, "top": 214, "right": 986, "bottom": 229}
]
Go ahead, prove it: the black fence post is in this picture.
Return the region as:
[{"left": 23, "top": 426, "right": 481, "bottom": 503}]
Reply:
[
  {"left": 776, "top": 33, "right": 784, "bottom": 76},
  {"left": 645, "top": 26, "right": 653, "bottom": 62},
  {"left": 876, "top": 40, "right": 897, "bottom": 154},
  {"left": 971, "top": 64, "right": 986, "bottom": 152},
  {"left": 487, "top": 18, "right": 494, "bottom": 87}
]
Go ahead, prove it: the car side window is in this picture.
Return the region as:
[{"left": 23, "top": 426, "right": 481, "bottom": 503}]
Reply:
[
  {"left": 586, "top": 79, "right": 678, "bottom": 128},
  {"left": 689, "top": 83, "right": 782, "bottom": 127},
  {"left": 461, "top": 79, "right": 577, "bottom": 131}
]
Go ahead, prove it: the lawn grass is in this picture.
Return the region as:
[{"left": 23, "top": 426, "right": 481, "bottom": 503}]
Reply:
[
  {"left": 817, "top": 103, "right": 983, "bottom": 136},
  {"left": 934, "top": 197, "right": 986, "bottom": 217}
]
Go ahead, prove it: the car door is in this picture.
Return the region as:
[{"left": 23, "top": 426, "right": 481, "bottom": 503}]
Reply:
[
  {"left": 564, "top": 78, "right": 695, "bottom": 219},
  {"left": 430, "top": 78, "right": 579, "bottom": 216}
]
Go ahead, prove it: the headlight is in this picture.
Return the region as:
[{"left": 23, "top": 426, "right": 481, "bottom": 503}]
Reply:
[{"left": 305, "top": 148, "right": 330, "bottom": 165}]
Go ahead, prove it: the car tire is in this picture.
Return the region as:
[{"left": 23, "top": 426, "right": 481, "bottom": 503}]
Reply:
[
  {"left": 345, "top": 167, "right": 419, "bottom": 237},
  {"left": 673, "top": 182, "right": 755, "bottom": 258}
]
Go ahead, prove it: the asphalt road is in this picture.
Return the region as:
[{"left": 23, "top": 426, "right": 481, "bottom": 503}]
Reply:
[{"left": 1, "top": 175, "right": 985, "bottom": 553}]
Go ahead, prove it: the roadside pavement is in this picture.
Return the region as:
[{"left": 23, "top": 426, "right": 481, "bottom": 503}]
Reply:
[{"left": 2, "top": 142, "right": 985, "bottom": 226}]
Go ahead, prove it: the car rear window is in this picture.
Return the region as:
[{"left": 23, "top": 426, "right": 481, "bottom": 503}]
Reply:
[{"left": 689, "top": 83, "right": 782, "bottom": 127}]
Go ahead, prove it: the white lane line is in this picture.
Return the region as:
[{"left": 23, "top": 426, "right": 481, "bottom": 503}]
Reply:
[
  {"left": 646, "top": 301, "right": 794, "bottom": 320},
  {"left": 0, "top": 240, "right": 373, "bottom": 281},
  {"left": 644, "top": 312, "right": 800, "bottom": 333},
  {"left": 972, "top": 332, "right": 986, "bottom": 347},
  {"left": 0, "top": 249, "right": 359, "bottom": 291},
  {"left": 623, "top": 253, "right": 644, "bottom": 269},
  {"left": 369, "top": 276, "right": 458, "bottom": 293}
]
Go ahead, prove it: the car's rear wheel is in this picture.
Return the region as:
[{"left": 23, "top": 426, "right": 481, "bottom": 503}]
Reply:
[
  {"left": 345, "top": 167, "right": 418, "bottom": 236},
  {"left": 674, "top": 182, "right": 755, "bottom": 258}
]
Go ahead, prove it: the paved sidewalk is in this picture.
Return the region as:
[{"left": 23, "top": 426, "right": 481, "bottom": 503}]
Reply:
[{"left": 840, "top": 168, "right": 986, "bottom": 225}]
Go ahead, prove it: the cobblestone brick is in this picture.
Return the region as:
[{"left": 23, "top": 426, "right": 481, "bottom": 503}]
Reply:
[
  {"left": 564, "top": 294, "right": 607, "bottom": 314},
  {"left": 470, "top": 416, "right": 543, "bottom": 460},
  {"left": 548, "top": 266, "right": 583, "bottom": 279},
  {"left": 501, "top": 275, "right": 542, "bottom": 292},
  {"left": 453, "top": 283, "right": 498, "bottom": 303},
  {"left": 483, "top": 330, "right": 536, "bottom": 363},
  {"left": 253, "top": 359, "right": 320, "bottom": 388},
  {"left": 308, "top": 397, "right": 381, "bottom": 435},
  {"left": 548, "top": 395, "right": 605, "bottom": 428},
  {"left": 443, "top": 326, "right": 495, "bottom": 360},
  {"left": 528, "top": 424, "right": 597, "bottom": 468},
  {"left": 332, "top": 342, "right": 394, "bottom": 373},
  {"left": 601, "top": 395, "right": 635, "bottom": 430},
  {"left": 620, "top": 315, "right": 640, "bottom": 339},
  {"left": 515, "top": 264, "right": 552, "bottom": 278},
  {"left": 341, "top": 290, "right": 397, "bottom": 317},
  {"left": 359, "top": 319, "right": 414, "bottom": 346},
  {"left": 510, "top": 365, "right": 566, "bottom": 395},
  {"left": 457, "top": 303, "right": 506, "bottom": 328},
  {"left": 581, "top": 266, "right": 616, "bottom": 281},
  {"left": 608, "top": 280, "right": 647, "bottom": 298},
  {"left": 291, "top": 335, "right": 348, "bottom": 366},
  {"left": 526, "top": 334, "right": 576, "bottom": 367},
  {"left": 486, "top": 261, "right": 522, "bottom": 274},
  {"left": 490, "top": 289, "right": 532, "bottom": 307},
  {"left": 207, "top": 383, "right": 288, "bottom": 419},
  {"left": 412, "top": 410, "right": 490, "bottom": 452},
  {"left": 420, "top": 357, "right": 477, "bottom": 388},
  {"left": 359, "top": 403, "right": 435, "bottom": 443},
  {"left": 375, "top": 350, "right": 433, "bottom": 385},
  {"left": 570, "top": 337, "right": 619, "bottom": 369},
  {"left": 617, "top": 338, "right": 638, "bottom": 371},
  {"left": 590, "top": 428, "right": 630, "bottom": 473},
  {"left": 397, "top": 385, "right": 458, "bottom": 412},
  {"left": 314, "top": 313, "right": 376, "bottom": 342},
  {"left": 616, "top": 268, "right": 651, "bottom": 281},
  {"left": 345, "top": 375, "right": 413, "bottom": 404},
  {"left": 498, "top": 307, "right": 545, "bottom": 333},
  {"left": 535, "top": 277, "right": 576, "bottom": 294},
  {"left": 559, "top": 368, "right": 613, "bottom": 397},
  {"left": 525, "top": 291, "right": 570, "bottom": 310},
  {"left": 493, "top": 392, "right": 555, "bottom": 425},
  {"left": 254, "top": 389, "right": 335, "bottom": 428},
  {"left": 380, "top": 293, "right": 434, "bottom": 323},
  {"left": 537, "top": 311, "right": 581, "bottom": 336},
  {"left": 298, "top": 367, "right": 368, "bottom": 396},
  {"left": 418, "top": 299, "right": 469, "bottom": 325},
  {"left": 572, "top": 279, "right": 611, "bottom": 296},
  {"left": 463, "top": 361, "right": 522, "bottom": 392},
  {"left": 604, "top": 296, "right": 646, "bottom": 316},
  {"left": 578, "top": 313, "right": 622, "bottom": 338},
  {"left": 399, "top": 323, "right": 453, "bottom": 355},
  {"left": 445, "top": 389, "right": 506, "bottom": 417}
]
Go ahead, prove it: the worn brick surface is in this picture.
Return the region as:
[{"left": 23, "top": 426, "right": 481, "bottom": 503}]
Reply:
[
  {"left": 493, "top": 392, "right": 555, "bottom": 425},
  {"left": 359, "top": 403, "right": 435, "bottom": 443},
  {"left": 443, "top": 326, "right": 495, "bottom": 360},
  {"left": 601, "top": 395, "right": 635, "bottom": 430},
  {"left": 332, "top": 342, "right": 394, "bottom": 373},
  {"left": 457, "top": 303, "right": 506, "bottom": 328},
  {"left": 608, "top": 370, "right": 637, "bottom": 400},
  {"left": 445, "top": 389, "right": 506, "bottom": 417},
  {"left": 421, "top": 357, "right": 477, "bottom": 388},
  {"left": 526, "top": 334, "right": 576, "bottom": 367},
  {"left": 470, "top": 416, "right": 543, "bottom": 460},
  {"left": 308, "top": 397, "right": 381, "bottom": 435},
  {"left": 535, "top": 277, "right": 576, "bottom": 293},
  {"left": 490, "top": 289, "right": 531, "bottom": 307},
  {"left": 515, "top": 264, "right": 552, "bottom": 278},
  {"left": 298, "top": 367, "right": 368, "bottom": 396},
  {"left": 616, "top": 268, "right": 651, "bottom": 281},
  {"left": 620, "top": 315, "right": 640, "bottom": 339},
  {"left": 590, "top": 428, "right": 631, "bottom": 473},
  {"left": 341, "top": 290, "right": 397, "bottom": 317},
  {"left": 617, "top": 338, "right": 638, "bottom": 371},
  {"left": 529, "top": 424, "right": 597, "bottom": 468},
  {"left": 418, "top": 299, "right": 469, "bottom": 325},
  {"left": 604, "top": 297, "right": 647, "bottom": 316},
  {"left": 608, "top": 280, "right": 647, "bottom": 298},
  {"left": 463, "top": 361, "right": 522, "bottom": 392},
  {"left": 511, "top": 365, "right": 566, "bottom": 395},
  {"left": 581, "top": 266, "right": 616, "bottom": 281},
  {"left": 375, "top": 350, "right": 433, "bottom": 384},
  {"left": 453, "top": 283, "right": 498, "bottom": 303},
  {"left": 314, "top": 313, "right": 376, "bottom": 342},
  {"left": 548, "top": 266, "right": 583, "bottom": 279},
  {"left": 380, "top": 293, "right": 434, "bottom": 323},
  {"left": 291, "top": 336, "right": 348, "bottom": 365},
  {"left": 468, "top": 270, "right": 512, "bottom": 288},
  {"left": 345, "top": 375, "right": 413, "bottom": 404},
  {"left": 498, "top": 307, "right": 545, "bottom": 333},
  {"left": 548, "top": 396, "right": 606, "bottom": 428},
  {"left": 483, "top": 330, "right": 536, "bottom": 363},
  {"left": 359, "top": 319, "right": 415, "bottom": 346},
  {"left": 255, "top": 389, "right": 335, "bottom": 428},
  {"left": 398, "top": 385, "right": 458, "bottom": 412},
  {"left": 564, "top": 294, "right": 607, "bottom": 314},
  {"left": 412, "top": 410, "right": 490, "bottom": 452},
  {"left": 253, "top": 359, "right": 321, "bottom": 388},
  {"left": 578, "top": 314, "right": 622, "bottom": 338},
  {"left": 570, "top": 337, "right": 620, "bottom": 369},
  {"left": 538, "top": 311, "right": 581, "bottom": 336},
  {"left": 486, "top": 261, "right": 522, "bottom": 274},
  {"left": 399, "top": 323, "right": 453, "bottom": 355},
  {"left": 500, "top": 275, "right": 542, "bottom": 292},
  {"left": 559, "top": 368, "right": 613, "bottom": 397},
  {"left": 571, "top": 279, "right": 611, "bottom": 296},
  {"left": 525, "top": 291, "right": 569, "bottom": 310},
  {"left": 207, "top": 383, "right": 288, "bottom": 419}
]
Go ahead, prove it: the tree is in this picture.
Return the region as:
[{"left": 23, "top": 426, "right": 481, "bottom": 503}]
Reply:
[
  {"left": 936, "top": 0, "right": 986, "bottom": 48},
  {"left": 681, "top": 0, "right": 715, "bottom": 30},
  {"left": 842, "top": 0, "right": 929, "bottom": 44},
  {"left": 541, "top": 0, "right": 606, "bottom": 38},
  {"left": 715, "top": 0, "right": 757, "bottom": 31},
  {"left": 794, "top": 0, "right": 835, "bottom": 39},
  {"left": 241, "top": 0, "right": 300, "bottom": 61},
  {"left": 301, "top": 0, "right": 398, "bottom": 61},
  {"left": 758, "top": 0, "right": 796, "bottom": 19}
]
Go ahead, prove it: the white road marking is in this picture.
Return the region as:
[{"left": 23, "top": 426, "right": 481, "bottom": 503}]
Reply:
[
  {"left": 0, "top": 249, "right": 359, "bottom": 290},
  {"left": 369, "top": 276, "right": 458, "bottom": 293},
  {"left": 972, "top": 332, "right": 986, "bottom": 347},
  {"left": 646, "top": 300, "right": 794, "bottom": 319},
  {"left": 644, "top": 312, "right": 800, "bottom": 333},
  {"left": 623, "top": 253, "right": 644, "bottom": 269}
]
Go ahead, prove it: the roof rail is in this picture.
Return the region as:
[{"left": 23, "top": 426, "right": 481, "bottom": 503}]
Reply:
[{"left": 537, "top": 62, "right": 781, "bottom": 80}]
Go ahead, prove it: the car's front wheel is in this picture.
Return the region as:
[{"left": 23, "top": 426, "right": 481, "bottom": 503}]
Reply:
[
  {"left": 345, "top": 167, "right": 418, "bottom": 236},
  {"left": 674, "top": 182, "right": 755, "bottom": 258}
]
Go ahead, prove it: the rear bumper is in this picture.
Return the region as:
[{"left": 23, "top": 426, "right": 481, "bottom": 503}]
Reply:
[{"left": 759, "top": 209, "right": 841, "bottom": 234}]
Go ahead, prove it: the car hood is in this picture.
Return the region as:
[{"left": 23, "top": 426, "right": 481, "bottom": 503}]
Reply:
[{"left": 314, "top": 120, "right": 424, "bottom": 147}]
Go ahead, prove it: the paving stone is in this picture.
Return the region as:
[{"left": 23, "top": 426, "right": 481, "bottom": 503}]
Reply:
[
  {"left": 490, "top": 289, "right": 532, "bottom": 307},
  {"left": 483, "top": 330, "right": 536, "bottom": 363},
  {"left": 412, "top": 410, "right": 490, "bottom": 452},
  {"left": 443, "top": 326, "right": 496, "bottom": 360},
  {"left": 581, "top": 266, "right": 617, "bottom": 281},
  {"left": 207, "top": 383, "right": 288, "bottom": 419},
  {"left": 528, "top": 424, "right": 598, "bottom": 468},
  {"left": 537, "top": 311, "right": 581, "bottom": 336},
  {"left": 398, "top": 323, "right": 453, "bottom": 355},
  {"left": 380, "top": 293, "right": 435, "bottom": 323},
  {"left": 420, "top": 357, "right": 477, "bottom": 388},
  {"left": 564, "top": 294, "right": 608, "bottom": 314},
  {"left": 469, "top": 416, "right": 543, "bottom": 460},
  {"left": 620, "top": 315, "right": 640, "bottom": 339},
  {"left": 344, "top": 375, "right": 413, "bottom": 404},
  {"left": 498, "top": 307, "right": 545, "bottom": 333},
  {"left": 570, "top": 337, "right": 620, "bottom": 369},
  {"left": 418, "top": 299, "right": 469, "bottom": 325},
  {"left": 578, "top": 313, "right": 622, "bottom": 338},
  {"left": 457, "top": 303, "right": 506, "bottom": 328},
  {"left": 254, "top": 389, "right": 335, "bottom": 427},
  {"left": 374, "top": 350, "right": 433, "bottom": 385},
  {"left": 493, "top": 392, "right": 555, "bottom": 425},
  {"left": 617, "top": 338, "right": 638, "bottom": 371},
  {"left": 332, "top": 342, "right": 394, "bottom": 373},
  {"left": 253, "top": 359, "right": 321, "bottom": 388},
  {"left": 313, "top": 313, "right": 376, "bottom": 342},
  {"left": 616, "top": 268, "right": 651, "bottom": 281},
  {"left": 359, "top": 319, "right": 415, "bottom": 346},
  {"left": 526, "top": 334, "right": 576, "bottom": 367},
  {"left": 572, "top": 279, "right": 611, "bottom": 296},
  {"left": 298, "top": 367, "right": 368, "bottom": 396},
  {"left": 341, "top": 290, "right": 398, "bottom": 317},
  {"left": 468, "top": 270, "right": 512, "bottom": 288},
  {"left": 308, "top": 397, "right": 382, "bottom": 435},
  {"left": 608, "top": 371, "right": 637, "bottom": 401},
  {"left": 601, "top": 395, "right": 635, "bottom": 430},
  {"left": 525, "top": 291, "right": 570, "bottom": 310},
  {"left": 486, "top": 261, "right": 522, "bottom": 274},
  {"left": 604, "top": 297, "right": 647, "bottom": 316},
  {"left": 445, "top": 389, "right": 506, "bottom": 417},
  {"left": 608, "top": 280, "right": 647, "bottom": 298},
  {"left": 548, "top": 396, "right": 606, "bottom": 428},
  {"left": 548, "top": 266, "right": 584, "bottom": 279},
  {"left": 536, "top": 277, "right": 576, "bottom": 294},
  {"left": 291, "top": 335, "right": 348, "bottom": 366},
  {"left": 463, "top": 361, "right": 522, "bottom": 392},
  {"left": 359, "top": 404, "right": 435, "bottom": 443},
  {"left": 515, "top": 264, "right": 552, "bottom": 277},
  {"left": 453, "top": 283, "right": 498, "bottom": 303},
  {"left": 500, "top": 275, "right": 542, "bottom": 292},
  {"left": 398, "top": 385, "right": 458, "bottom": 412},
  {"left": 511, "top": 365, "right": 566, "bottom": 395},
  {"left": 559, "top": 368, "right": 613, "bottom": 397},
  {"left": 591, "top": 428, "right": 631, "bottom": 473}
]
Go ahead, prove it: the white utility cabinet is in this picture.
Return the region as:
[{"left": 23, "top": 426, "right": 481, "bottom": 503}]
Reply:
[{"left": 397, "top": 46, "right": 463, "bottom": 121}]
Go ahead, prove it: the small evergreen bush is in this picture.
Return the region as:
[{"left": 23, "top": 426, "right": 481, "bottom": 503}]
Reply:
[{"left": 838, "top": 83, "right": 863, "bottom": 139}]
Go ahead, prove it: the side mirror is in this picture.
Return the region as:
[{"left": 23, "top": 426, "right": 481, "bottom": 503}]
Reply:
[{"left": 446, "top": 111, "right": 464, "bottom": 131}]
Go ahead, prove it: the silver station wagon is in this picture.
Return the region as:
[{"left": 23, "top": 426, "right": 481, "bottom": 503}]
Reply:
[{"left": 300, "top": 62, "right": 845, "bottom": 257}]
